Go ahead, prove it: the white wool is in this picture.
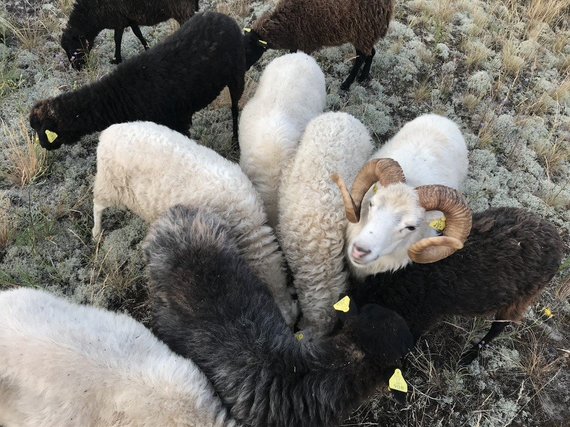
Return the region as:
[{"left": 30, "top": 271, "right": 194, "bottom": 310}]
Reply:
[
  {"left": 278, "top": 112, "right": 373, "bottom": 336},
  {"left": 0, "top": 287, "right": 236, "bottom": 427},
  {"left": 239, "top": 52, "right": 326, "bottom": 228},
  {"left": 92, "top": 121, "right": 296, "bottom": 325},
  {"left": 346, "top": 114, "right": 469, "bottom": 278}
]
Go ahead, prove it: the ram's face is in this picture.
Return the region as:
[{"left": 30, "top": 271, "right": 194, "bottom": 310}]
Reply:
[{"left": 346, "top": 183, "right": 424, "bottom": 268}]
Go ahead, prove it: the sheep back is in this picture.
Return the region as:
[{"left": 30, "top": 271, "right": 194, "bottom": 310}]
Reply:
[
  {"left": 239, "top": 52, "right": 326, "bottom": 228},
  {"left": 253, "top": 0, "right": 393, "bottom": 54},
  {"left": 349, "top": 207, "right": 564, "bottom": 339},
  {"left": 65, "top": 0, "right": 199, "bottom": 33},
  {"left": 278, "top": 112, "right": 374, "bottom": 336},
  {"left": 0, "top": 287, "right": 235, "bottom": 427},
  {"left": 373, "top": 114, "right": 468, "bottom": 189},
  {"left": 94, "top": 121, "right": 295, "bottom": 325}
]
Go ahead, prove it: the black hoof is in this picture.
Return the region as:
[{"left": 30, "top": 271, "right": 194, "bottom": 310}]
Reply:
[
  {"left": 357, "top": 73, "right": 371, "bottom": 84},
  {"left": 340, "top": 81, "right": 351, "bottom": 91},
  {"left": 459, "top": 346, "right": 480, "bottom": 366}
]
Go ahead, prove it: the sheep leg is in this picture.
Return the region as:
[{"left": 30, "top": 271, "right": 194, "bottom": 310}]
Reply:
[
  {"left": 228, "top": 78, "right": 245, "bottom": 150},
  {"left": 459, "top": 320, "right": 509, "bottom": 365},
  {"left": 357, "top": 48, "right": 375, "bottom": 82},
  {"left": 130, "top": 24, "right": 150, "bottom": 50},
  {"left": 92, "top": 202, "right": 106, "bottom": 239},
  {"left": 110, "top": 28, "right": 124, "bottom": 64},
  {"left": 340, "top": 49, "right": 366, "bottom": 91}
]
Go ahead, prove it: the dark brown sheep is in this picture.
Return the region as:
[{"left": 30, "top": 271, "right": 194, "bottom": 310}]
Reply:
[
  {"left": 62, "top": 0, "right": 199, "bottom": 70},
  {"left": 243, "top": 0, "right": 394, "bottom": 90},
  {"left": 347, "top": 207, "right": 564, "bottom": 364}
]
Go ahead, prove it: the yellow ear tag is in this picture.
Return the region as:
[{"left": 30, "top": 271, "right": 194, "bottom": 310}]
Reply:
[
  {"left": 372, "top": 183, "right": 378, "bottom": 193},
  {"left": 333, "top": 296, "right": 351, "bottom": 313},
  {"left": 243, "top": 27, "right": 251, "bottom": 33},
  {"left": 543, "top": 307, "right": 554, "bottom": 319},
  {"left": 45, "top": 129, "right": 58, "bottom": 143},
  {"left": 295, "top": 332, "right": 304, "bottom": 341},
  {"left": 388, "top": 369, "right": 408, "bottom": 393},
  {"left": 35, "top": 134, "right": 40, "bottom": 144},
  {"left": 429, "top": 217, "right": 446, "bottom": 232},
  {"left": 258, "top": 40, "right": 268, "bottom": 46}
]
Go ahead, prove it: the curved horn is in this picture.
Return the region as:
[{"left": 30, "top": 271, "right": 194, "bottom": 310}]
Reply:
[
  {"left": 333, "top": 158, "right": 406, "bottom": 223},
  {"left": 408, "top": 185, "right": 472, "bottom": 263},
  {"left": 332, "top": 173, "right": 358, "bottom": 223}
]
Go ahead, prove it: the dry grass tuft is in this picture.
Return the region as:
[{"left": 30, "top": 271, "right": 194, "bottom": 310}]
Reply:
[
  {"left": 0, "top": 12, "right": 60, "bottom": 52},
  {"left": 533, "top": 141, "right": 569, "bottom": 178},
  {"left": 501, "top": 39, "right": 525, "bottom": 76},
  {"left": 2, "top": 118, "right": 48, "bottom": 187},
  {"left": 413, "top": 79, "right": 431, "bottom": 103},
  {"left": 58, "top": 0, "right": 76, "bottom": 14},
  {"left": 527, "top": 0, "right": 570, "bottom": 28},
  {"left": 0, "top": 195, "right": 14, "bottom": 252},
  {"left": 463, "top": 39, "right": 492, "bottom": 69},
  {"left": 216, "top": 0, "right": 252, "bottom": 19},
  {"left": 462, "top": 93, "right": 482, "bottom": 113}
]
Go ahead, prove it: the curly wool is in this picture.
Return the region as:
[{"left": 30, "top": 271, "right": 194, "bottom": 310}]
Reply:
[
  {"left": 239, "top": 52, "right": 326, "bottom": 228},
  {"left": 278, "top": 112, "right": 374, "bottom": 336}
]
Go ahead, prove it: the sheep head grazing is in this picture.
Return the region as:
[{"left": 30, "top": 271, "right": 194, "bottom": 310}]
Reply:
[
  {"left": 243, "top": 28, "right": 268, "bottom": 69},
  {"left": 29, "top": 100, "right": 79, "bottom": 150},
  {"left": 334, "top": 158, "right": 472, "bottom": 277},
  {"left": 61, "top": 29, "right": 93, "bottom": 71}
]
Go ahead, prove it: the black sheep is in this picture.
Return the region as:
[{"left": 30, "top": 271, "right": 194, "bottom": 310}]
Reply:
[
  {"left": 348, "top": 207, "right": 563, "bottom": 364},
  {"left": 144, "top": 205, "right": 413, "bottom": 427},
  {"left": 61, "top": 0, "right": 199, "bottom": 70},
  {"left": 31, "top": 11, "right": 245, "bottom": 151}
]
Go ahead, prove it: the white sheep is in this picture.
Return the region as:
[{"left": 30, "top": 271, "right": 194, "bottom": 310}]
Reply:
[
  {"left": 333, "top": 114, "right": 472, "bottom": 279},
  {"left": 92, "top": 121, "right": 297, "bottom": 326},
  {"left": 278, "top": 112, "right": 373, "bottom": 336},
  {"left": 239, "top": 52, "right": 326, "bottom": 228},
  {"left": 0, "top": 287, "right": 236, "bottom": 427}
]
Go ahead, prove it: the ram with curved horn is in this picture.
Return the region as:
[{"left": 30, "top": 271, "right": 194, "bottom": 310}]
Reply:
[{"left": 334, "top": 114, "right": 471, "bottom": 279}]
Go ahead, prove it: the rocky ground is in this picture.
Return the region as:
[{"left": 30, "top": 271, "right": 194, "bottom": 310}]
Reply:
[{"left": 0, "top": 0, "right": 568, "bottom": 426}]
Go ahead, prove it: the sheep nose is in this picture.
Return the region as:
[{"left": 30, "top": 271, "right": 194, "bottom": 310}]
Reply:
[{"left": 352, "top": 244, "right": 371, "bottom": 260}]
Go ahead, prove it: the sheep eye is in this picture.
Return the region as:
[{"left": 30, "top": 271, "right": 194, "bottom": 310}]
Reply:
[
  {"left": 369, "top": 201, "right": 373, "bottom": 207},
  {"left": 406, "top": 226, "right": 416, "bottom": 231}
]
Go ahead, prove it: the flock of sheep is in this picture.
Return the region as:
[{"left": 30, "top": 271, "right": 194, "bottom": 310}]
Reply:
[{"left": 0, "top": 0, "right": 565, "bottom": 426}]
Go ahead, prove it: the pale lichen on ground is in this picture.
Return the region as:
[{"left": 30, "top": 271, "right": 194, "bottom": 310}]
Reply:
[{"left": 0, "top": 0, "right": 568, "bottom": 425}]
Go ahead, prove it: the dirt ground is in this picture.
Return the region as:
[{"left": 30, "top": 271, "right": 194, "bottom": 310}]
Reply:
[{"left": 0, "top": 0, "right": 568, "bottom": 426}]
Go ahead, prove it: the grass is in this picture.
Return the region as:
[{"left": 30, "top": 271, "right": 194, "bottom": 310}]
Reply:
[
  {"left": 1, "top": 118, "right": 49, "bottom": 187},
  {"left": 501, "top": 39, "right": 525, "bottom": 77},
  {"left": 0, "top": 0, "right": 569, "bottom": 425},
  {"left": 216, "top": 0, "right": 252, "bottom": 19},
  {"left": 0, "top": 194, "right": 13, "bottom": 252}
]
